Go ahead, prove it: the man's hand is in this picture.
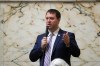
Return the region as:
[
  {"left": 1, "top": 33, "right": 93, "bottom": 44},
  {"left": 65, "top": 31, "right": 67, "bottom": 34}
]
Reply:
[
  {"left": 63, "top": 32, "right": 70, "bottom": 47},
  {"left": 41, "top": 37, "right": 48, "bottom": 50}
]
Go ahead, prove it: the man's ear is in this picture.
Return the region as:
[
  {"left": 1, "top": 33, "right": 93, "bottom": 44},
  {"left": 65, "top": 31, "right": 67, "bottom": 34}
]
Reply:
[{"left": 58, "top": 18, "right": 60, "bottom": 23}]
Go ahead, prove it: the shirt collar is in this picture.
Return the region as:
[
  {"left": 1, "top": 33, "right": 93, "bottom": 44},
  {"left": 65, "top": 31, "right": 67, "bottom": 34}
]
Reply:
[{"left": 48, "top": 28, "right": 60, "bottom": 36}]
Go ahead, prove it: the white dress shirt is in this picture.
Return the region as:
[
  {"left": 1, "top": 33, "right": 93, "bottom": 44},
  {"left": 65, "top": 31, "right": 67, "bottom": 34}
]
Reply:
[{"left": 47, "top": 28, "right": 60, "bottom": 61}]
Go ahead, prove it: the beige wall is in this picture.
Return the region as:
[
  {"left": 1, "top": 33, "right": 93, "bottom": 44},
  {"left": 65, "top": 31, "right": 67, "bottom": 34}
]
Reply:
[{"left": 0, "top": 1, "right": 100, "bottom": 66}]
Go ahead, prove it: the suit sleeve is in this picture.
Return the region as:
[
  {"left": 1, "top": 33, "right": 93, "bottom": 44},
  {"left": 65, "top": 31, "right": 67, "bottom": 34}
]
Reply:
[
  {"left": 68, "top": 33, "right": 80, "bottom": 57},
  {"left": 29, "top": 35, "right": 43, "bottom": 62}
]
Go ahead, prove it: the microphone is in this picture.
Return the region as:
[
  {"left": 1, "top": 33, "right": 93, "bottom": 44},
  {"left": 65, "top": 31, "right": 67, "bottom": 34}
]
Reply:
[{"left": 45, "top": 26, "right": 48, "bottom": 37}]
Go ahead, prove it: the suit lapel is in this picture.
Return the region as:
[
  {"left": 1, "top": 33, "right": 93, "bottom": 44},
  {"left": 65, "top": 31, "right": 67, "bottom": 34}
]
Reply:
[{"left": 52, "top": 29, "right": 63, "bottom": 54}]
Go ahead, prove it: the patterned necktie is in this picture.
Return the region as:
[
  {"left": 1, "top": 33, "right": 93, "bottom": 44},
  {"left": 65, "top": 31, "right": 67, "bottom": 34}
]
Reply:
[{"left": 44, "top": 33, "right": 54, "bottom": 66}]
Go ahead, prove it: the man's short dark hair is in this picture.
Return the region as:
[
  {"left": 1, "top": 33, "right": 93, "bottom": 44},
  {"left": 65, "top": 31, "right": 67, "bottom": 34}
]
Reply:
[{"left": 46, "top": 9, "right": 61, "bottom": 19}]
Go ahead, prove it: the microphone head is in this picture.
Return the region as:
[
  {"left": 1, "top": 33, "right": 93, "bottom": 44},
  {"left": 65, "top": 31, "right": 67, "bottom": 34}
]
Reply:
[{"left": 45, "top": 26, "right": 48, "bottom": 37}]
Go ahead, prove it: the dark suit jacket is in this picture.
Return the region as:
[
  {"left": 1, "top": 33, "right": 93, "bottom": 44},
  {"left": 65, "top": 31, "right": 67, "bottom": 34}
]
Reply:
[{"left": 29, "top": 29, "right": 80, "bottom": 66}]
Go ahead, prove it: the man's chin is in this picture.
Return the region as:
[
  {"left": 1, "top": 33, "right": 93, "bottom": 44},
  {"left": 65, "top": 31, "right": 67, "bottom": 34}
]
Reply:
[{"left": 47, "top": 26, "right": 52, "bottom": 29}]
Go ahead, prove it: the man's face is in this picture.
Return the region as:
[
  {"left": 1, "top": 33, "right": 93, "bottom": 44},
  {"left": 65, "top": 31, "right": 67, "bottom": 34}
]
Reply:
[{"left": 45, "top": 12, "right": 60, "bottom": 30}]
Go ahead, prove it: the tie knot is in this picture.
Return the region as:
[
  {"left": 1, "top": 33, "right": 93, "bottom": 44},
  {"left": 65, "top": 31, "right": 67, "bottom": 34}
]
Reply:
[{"left": 50, "top": 32, "right": 54, "bottom": 36}]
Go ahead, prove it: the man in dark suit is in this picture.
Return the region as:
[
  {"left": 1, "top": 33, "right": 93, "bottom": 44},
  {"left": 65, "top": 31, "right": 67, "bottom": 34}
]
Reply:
[{"left": 29, "top": 9, "right": 80, "bottom": 66}]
